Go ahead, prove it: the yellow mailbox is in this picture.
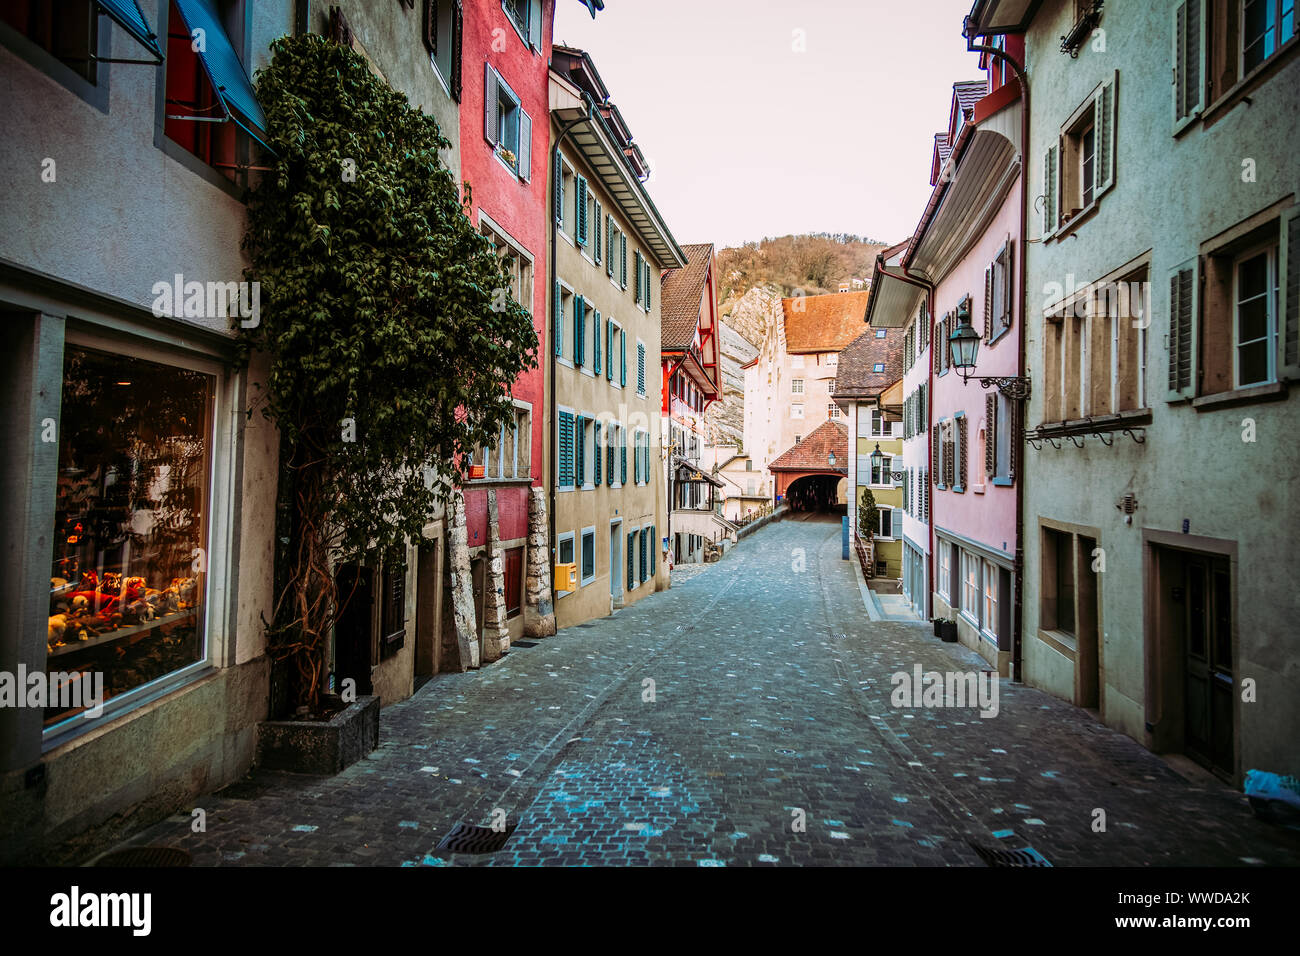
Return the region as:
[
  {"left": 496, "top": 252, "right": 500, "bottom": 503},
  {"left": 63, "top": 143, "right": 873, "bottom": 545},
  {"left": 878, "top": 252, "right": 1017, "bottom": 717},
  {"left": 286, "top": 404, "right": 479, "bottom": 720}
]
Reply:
[{"left": 554, "top": 562, "right": 577, "bottom": 592}]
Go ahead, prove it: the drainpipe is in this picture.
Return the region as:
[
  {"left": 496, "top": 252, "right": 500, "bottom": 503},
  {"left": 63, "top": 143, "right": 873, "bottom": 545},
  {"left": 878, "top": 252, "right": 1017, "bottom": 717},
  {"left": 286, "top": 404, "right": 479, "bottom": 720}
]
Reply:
[
  {"left": 880, "top": 252, "right": 934, "bottom": 621},
  {"left": 549, "top": 101, "right": 598, "bottom": 580},
  {"left": 963, "top": 18, "right": 1030, "bottom": 684}
]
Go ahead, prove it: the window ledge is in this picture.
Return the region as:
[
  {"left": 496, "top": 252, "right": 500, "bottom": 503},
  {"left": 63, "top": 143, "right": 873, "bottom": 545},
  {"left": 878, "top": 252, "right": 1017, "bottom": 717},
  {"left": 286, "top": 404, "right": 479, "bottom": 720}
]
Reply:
[
  {"left": 468, "top": 477, "right": 534, "bottom": 486},
  {"left": 1192, "top": 381, "right": 1288, "bottom": 412},
  {"left": 1037, "top": 628, "right": 1077, "bottom": 659},
  {"left": 988, "top": 324, "right": 1012, "bottom": 347},
  {"left": 991, "top": 477, "right": 1014, "bottom": 487},
  {"left": 1048, "top": 198, "right": 1102, "bottom": 243},
  {"left": 1201, "top": 35, "right": 1300, "bottom": 131},
  {"left": 973, "top": 483, "right": 985, "bottom": 494}
]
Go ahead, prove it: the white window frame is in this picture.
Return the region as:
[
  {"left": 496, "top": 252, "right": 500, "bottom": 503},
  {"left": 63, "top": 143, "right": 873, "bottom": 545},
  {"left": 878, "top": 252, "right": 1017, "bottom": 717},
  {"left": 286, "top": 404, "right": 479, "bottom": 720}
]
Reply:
[
  {"left": 876, "top": 506, "right": 894, "bottom": 540},
  {"left": 982, "top": 558, "right": 999, "bottom": 640},
  {"left": 580, "top": 524, "right": 597, "bottom": 587},
  {"left": 1232, "top": 239, "right": 1279, "bottom": 388},
  {"left": 556, "top": 530, "right": 576, "bottom": 595},
  {"left": 791, "top": 378, "right": 804, "bottom": 394},
  {"left": 556, "top": 280, "right": 575, "bottom": 368},
  {"left": 559, "top": 155, "right": 577, "bottom": 245},
  {"left": 790, "top": 404, "right": 804, "bottom": 419},
  {"left": 961, "top": 549, "right": 981, "bottom": 626},
  {"left": 938, "top": 540, "right": 952, "bottom": 600},
  {"left": 608, "top": 318, "right": 624, "bottom": 390},
  {"left": 579, "top": 412, "right": 595, "bottom": 489}
]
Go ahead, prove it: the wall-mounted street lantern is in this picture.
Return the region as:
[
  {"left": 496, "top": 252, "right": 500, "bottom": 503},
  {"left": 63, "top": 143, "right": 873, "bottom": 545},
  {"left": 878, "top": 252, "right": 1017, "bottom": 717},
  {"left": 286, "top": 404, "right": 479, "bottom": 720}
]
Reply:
[
  {"left": 948, "top": 300, "right": 1032, "bottom": 401},
  {"left": 868, "top": 443, "right": 906, "bottom": 481},
  {"left": 827, "top": 451, "right": 837, "bottom": 468}
]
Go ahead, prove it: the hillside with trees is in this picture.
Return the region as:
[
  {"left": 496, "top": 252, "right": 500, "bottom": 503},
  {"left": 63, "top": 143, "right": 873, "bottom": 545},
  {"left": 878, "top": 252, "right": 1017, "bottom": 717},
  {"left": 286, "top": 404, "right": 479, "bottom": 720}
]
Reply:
[{"left": 716, "top": 233, "right": 892, "bottom": 300}]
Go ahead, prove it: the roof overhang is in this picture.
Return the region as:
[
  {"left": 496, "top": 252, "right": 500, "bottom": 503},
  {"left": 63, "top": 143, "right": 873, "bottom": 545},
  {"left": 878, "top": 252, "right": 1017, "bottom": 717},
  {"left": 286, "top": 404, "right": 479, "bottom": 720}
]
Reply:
[
  {"left": 551, "top": 78, "right": 685, "bottom": 270},
  {"left": 965, "top": 0, "right": 1044, "bottom": 35},
  {"left": 907, "top": 126, "right": 1019, "bottom": 282},
  {"left": 666, "top": 348, "right": 718, "bottom": 396},
  {"left": 864, "top": 243, "right": 927, "bottom": 329}
]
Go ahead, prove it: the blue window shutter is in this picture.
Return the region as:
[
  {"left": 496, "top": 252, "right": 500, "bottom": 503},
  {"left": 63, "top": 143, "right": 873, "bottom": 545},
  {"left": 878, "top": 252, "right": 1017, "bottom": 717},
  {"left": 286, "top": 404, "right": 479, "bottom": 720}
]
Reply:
[
  {"left": 574, "top": 416, "right": 584, "bottom": 486},
  {"left": 639, "top": 531, "right": 647, "bottom": 582},
  {"left": 517, "top": 109, "right": 531, "bottom": 181},
  {"left": 576, "top": 176, "right": 588, "bottom": 245},
  {"left": 594, "top": 421, "right": 602, "bottom": 485},
  {"left": 606, "top": 428, "right": 615, "bottom": 486},
  {"left": 607, "top": 220, "right": 615, "bottom": 276},
  {"left": 620, "top": 330, "right": 627, "bottom": 387},
  {"left": 593, "top": 309, "right": 602, "bottom": 374},
  {"left": 558, "top": 411, "right": 574, "bottom": 487},
  {"left": 627, "top": 533, "right": 635, "bottom": 591},
  {"left": 645, "top": 260, "right": 652, "bottom": 311},
  {"left": 634, "top": 250, "right": 642, "bottom": 304},
  {"left": 892, "top": 508, "right": 902, "bottom": 538},
  {"left": 553, "top": 150, "right": 563, "bottom": 221},
  {"left": 594, "top": 201, "right": 602, "bottom": 264},
  {"left": 606, "top": 322, "right": 614, "bottom": 381},
  {"left": 553, "top": 282, "right": 562, "bottom": 356},
  {"left": 650, "top": 525, "right": 656, "bottom": 575},
  {"left": 620, "top": 234, "right": 627, "bottom": 288},
  {"left": 637, "top": 343, "right": 646, "bottom": 394},
  {"left": 621, "top": 430, "right": 627, "bottom": 484},
  {"left": 574, "top": 295, "right": 584, "bottom": 367}
]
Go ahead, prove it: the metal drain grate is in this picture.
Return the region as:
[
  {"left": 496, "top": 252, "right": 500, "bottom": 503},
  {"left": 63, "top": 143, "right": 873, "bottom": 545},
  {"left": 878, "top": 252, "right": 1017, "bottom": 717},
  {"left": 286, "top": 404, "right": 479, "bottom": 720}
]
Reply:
[
  {"left": 967, "top": 841, "right": 1051, "bottom": 867},
  {"left": 95, "top": 846, "right": 192, "bottom": 867},
  {"left": 435, "top": 821, "right": 517, "bottom": 854}
]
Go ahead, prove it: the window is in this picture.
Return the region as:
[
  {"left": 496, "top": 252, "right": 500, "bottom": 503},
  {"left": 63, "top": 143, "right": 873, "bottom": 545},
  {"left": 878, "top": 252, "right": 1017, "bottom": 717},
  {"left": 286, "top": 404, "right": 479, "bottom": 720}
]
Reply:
[
  {"left": 791, "top": 378, "right": 804, "bottom": 394},
  {"left": 985, "top": 239, "right": 1014, "bottom": 341},
  {"left": 873, "top": 363, "right": 885, "bottom": 373},
  {"left": 938, "top": 540, "right": 953, "bottom": 600},
  {"left": 871, "top": 455, "right": 892, "bottom": 486},
  {"left": 554, "top": 284, "right": 573, "bottom": 363},
  {"left": 961, "top": 550, "right": 980, "bottom": 623},
  {"left": 557, "top": 532, "right": 575, "bottom": 594},
  {"left": 1233, "top": 243, "right": 1278, "bottom": 386},
  {"left": 484, "top": 64, "right": 531, "bottom": 181},
  {"left": 875, "top": 330, "right": 887, "bottom": 339},
  {"left": 425, "top": 0, "right": 463, "bottom": 99},
  {"left": 791, "top": 404, "right": 804, "bottom": 419},
  {"left": 471, "top": 403, "right": 531, "bottom": 480},
  {"left": 636, "top": 340, "right": 646, "bottom": 396},
  {"left": 501, "top": 0, "right": 542, "bottom": 50},
  {"left": 870, "top": 408, "right": 884, "bottom": 436},
  {"left": 1044, "top": 72, "right": 1115, "bottom": 237},
  {"left": 45, "top": 345, "right": 214, "bottom": 727},
  {"left": 827, "top": 403, "right": 841, "bottom": 420},
  {"left": 578, "top": 415, "right": 594, "bottom": 487},
  {"left": 1, "top": 0, "right": 98, "bottom": 84},
  {"left": 1242, "top": 0, "right": 1296, "bottom": 73},
  {"left": 483, "top": 221, "right": 533, "bottom": 319},
  {"left": 877, "top": 507, "right": 893, "bottom": 539},
  {"left": 1041, "top": 527, "right": 1076, "bottom": 635},
  {"left": 557, "top": 408, "right": 575, "bottom": 489},
  {"left": 557, "top": 156, "right": 575, "bottom": 238},
  {"left": 983, "top": 559, "right": 999, "bottom": 638},
  {"left": 580, "top": 527, "right": 596, "bottom": 586}
]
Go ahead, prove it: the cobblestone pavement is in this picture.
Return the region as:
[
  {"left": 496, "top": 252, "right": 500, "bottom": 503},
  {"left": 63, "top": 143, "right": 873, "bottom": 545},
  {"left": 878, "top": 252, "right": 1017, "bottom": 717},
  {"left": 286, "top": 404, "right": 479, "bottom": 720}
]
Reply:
[{"left": 104, "top": 513, "right": 1300, "bottom": 867}]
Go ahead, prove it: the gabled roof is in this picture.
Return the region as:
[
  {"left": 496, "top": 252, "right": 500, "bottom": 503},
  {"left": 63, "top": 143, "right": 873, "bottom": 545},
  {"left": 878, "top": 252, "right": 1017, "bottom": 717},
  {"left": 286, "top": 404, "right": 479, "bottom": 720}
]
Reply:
[
  {"left": 954, "top": 80, "right": 987, "bottom": 127},
  {"left": 769, "top": 419, "right": 849, "bottom": 473},
  {"left": 781, "top": 290, "right": 872, "bottom": 354},
  {"left": 833, "top": 327, "right": 905, "bottom": 399},
  {"left": 661, "top": 243, "right": 715, "bottom": 350}
]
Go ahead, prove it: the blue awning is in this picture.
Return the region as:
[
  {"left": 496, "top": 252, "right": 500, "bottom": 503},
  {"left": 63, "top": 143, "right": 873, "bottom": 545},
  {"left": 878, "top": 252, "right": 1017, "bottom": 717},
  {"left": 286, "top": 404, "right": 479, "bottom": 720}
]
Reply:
[
  {"left": 172, "top": 0, "right": 274, "bottom": 153},
  {"left": 96, "top": 0, "right": 164, "bottom": 61}
]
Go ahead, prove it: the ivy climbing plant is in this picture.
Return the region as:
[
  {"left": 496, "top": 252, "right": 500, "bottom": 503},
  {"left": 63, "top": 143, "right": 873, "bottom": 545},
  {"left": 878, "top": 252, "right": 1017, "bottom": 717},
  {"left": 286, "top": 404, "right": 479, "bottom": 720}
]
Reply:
[{"left": 239, "top": 34, "right": 536, "bottom": 714}]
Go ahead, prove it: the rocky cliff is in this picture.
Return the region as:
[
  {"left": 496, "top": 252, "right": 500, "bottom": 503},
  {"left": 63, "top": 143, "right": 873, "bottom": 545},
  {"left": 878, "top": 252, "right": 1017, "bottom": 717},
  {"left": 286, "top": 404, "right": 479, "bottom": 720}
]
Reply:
[{"left": 705, "top": 285, "right": 781, "bottom": 449}]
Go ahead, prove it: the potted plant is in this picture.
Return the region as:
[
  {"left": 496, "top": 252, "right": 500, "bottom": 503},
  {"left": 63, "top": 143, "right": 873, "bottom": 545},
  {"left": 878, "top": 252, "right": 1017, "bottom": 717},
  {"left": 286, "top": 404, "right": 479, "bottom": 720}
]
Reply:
[{"left": 939, "top": 618, "right": 959, "bottom": 642}]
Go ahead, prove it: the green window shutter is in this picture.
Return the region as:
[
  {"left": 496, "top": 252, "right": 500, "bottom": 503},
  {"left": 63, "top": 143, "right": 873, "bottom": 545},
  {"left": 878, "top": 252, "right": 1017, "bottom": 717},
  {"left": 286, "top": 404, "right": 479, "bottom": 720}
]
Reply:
[
  {"left": 606, "top": 427, "right": 614, "bottom": 486},
  {"left": 553, "top": 150, "right": 563, "bottom": 221},
  {"left": 1173, "top": 0, "right": 1205, "bottom": 126},
  {"left": 1280, "top": 207, "right": 1300, "bottom": 380},
  {"left": 639, "top": 531, "right": 647, "bottom": 583},
  {"left": 575, "top": 176, "right": 588, "bottom": 245},
  {"left": 593, "top": 309, "right": 602, "bottom": 374},
  {"left": 650, "top": 525, "right": 656, "bottom": 575},
  {"left": 1167, "top": 258, "right": 1198, "bottom": 400},
  {"left": 1043, "top": 144, "right": 1058, "bottom": 237},
  {"left": 620, "top": 233, "right": 628, "bottom": 288},
  {"left": 637, "top": 342, "right": 646, "bottom": 394},
  {"left": 606, "top": 220, "right": 615, "bottom": 276},
  {"left": 1094, "top": 71, "right": 1116, "bottom": 197},
  {"left": 606, "top": 322, "right": 615, "bottom": 381},
  {"left": 634, "top": 250, "right": 642, "bottom": 304},
  {"left": 620, "top": 329, "right": 627, "bottom": 387},
  {"left": 620, "top": 430, "right": 627, "bottom": 484},
  {"left": 594, "top": 421, "right": 602, "bottom": 485},
  {"left": 558, "top": 411, "right": 574, "bottom": 487},
  {"left": 627, "top": 533, "right": 635, "bottom": 591},
  {"left": 574, "top": 295, "right": 585, "bottom": 367},
  {"left": 553, "top": 281, "right": 562, "bottom": 357},
  {"left": 644, "top": 260, "right": 652, "bottom": 312},
  {"left": 594, "top": 201, "right": 602, "bottom": 264},
  {"left": 575, "top": 415, "right": 584, "bottom": 485}
]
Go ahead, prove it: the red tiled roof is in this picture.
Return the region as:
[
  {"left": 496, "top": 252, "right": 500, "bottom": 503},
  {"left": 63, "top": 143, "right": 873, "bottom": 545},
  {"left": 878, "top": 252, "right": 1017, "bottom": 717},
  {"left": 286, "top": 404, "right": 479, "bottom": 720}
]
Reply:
[
  {"left": 781, "top": 290, "right": 871, "bottom": 353},
  {"left": 769, "top": 419, "right": 848, "bottom": 472},
  {"left": 832, "top": 326, "right": 905, "bottom": 398},
  {"left": 661, "top": 243, "right": 714, "bottom": 350}
]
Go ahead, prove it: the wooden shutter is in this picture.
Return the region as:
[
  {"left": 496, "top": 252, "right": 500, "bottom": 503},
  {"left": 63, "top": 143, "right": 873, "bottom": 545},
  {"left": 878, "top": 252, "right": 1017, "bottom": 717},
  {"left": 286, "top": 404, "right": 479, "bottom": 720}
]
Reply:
[
  {"left": 574, "top": 415, "right": 584, "bottom": 484},
  {"left": 1001, "top": 240, "right": 1014, "bottom": 331},
  {"left": 932, "top": 429, "right": 941, "bottom": 485},
  {"left": 558, "top": 411, "right": 574, "bottom": 486},
  {"left": 484, "top": 63, "right": 499, "bottom": 145},
  {"left": 594, "top": 421, "right": 602, "bottom": 485},
  {"left": 1173, "top": 0, "right": 1205, "bottom": 125},
  {"left": 637, "top": 342, "right": 646, "bottom": 394},
  {"left": 527, "top": 0, "right": 542, "bottom": 49},
  {"left": 553, "top": 281, "right": 562, "bottom": 356},
  {"left": 606, "top": 322, "right": 614, "bottom": 381},
  {"left": 957, "top": 416, "right": 968, "bottom": 490},
  {"left": 593, "top": 309, "right": 602, "bottom": 374},
  {"left": 892, "top": 508, "right": 902, "bottom": 539},
  {"left": 627, "top": 533, "right": 635, "bottom": 591},
  {"left": 606, "top": 427, "right": 615, "bottom": 486},
  {"left": 985, "top": 393, "right": 997, "bottom": 477},
  {"left": 1008, "top": 399, "right": 1020, "bottom": 485},
  {"left": 576, "top": 177, "right": 588, "bottom": 245},
  {"left": 593, "top": 201, "right": 602, "bottom": 264},
  {"left": 1043, "top": 144, "right": 1058, "bottom": 237},
  {"left": 984, "top": 266, "right": 994, "bottom": 341},
  {"left": 621, "top": 234, "right": 628, "bottom": 288},
  {"left": 450, "top": 1, "right": 462, "bottom": 102},
  {"left": 574, "top": 295, "right": 585, "bottom": 366},
  {"left": 517, "top": 109, "right": 531, "bottom": 181},
  {"left": 553, "top": 151, "right": 563, "bottom": 221},
  {"left": 620, "top": 328, "right": 627, "bottom": 386},
  {"left": 422, "top": 0, "right": 435, "bottom": 53},
  {"left": 1094, "top": 72, "right": 1116, "bottom": 197},
  {"left": 634, "top": 250, "right": 642, "bottom": 304},
  {"left": 606, "top": 219, "right": 615, "bottom": 276},
  {"left": 1167, "top": 258, "right": 1198, "bottom": 400},
  {"left": 645, "top": 260, "right": 652, "bottom": 311},
  {"left": 932, "top": 321, "right": 941, "bottom": 374},
  {"left": 620, "top": 430, "right": 627, "bottom": 484},
  {"left": 1281, "top": 207, "right": 1300, "bottom": 380}
]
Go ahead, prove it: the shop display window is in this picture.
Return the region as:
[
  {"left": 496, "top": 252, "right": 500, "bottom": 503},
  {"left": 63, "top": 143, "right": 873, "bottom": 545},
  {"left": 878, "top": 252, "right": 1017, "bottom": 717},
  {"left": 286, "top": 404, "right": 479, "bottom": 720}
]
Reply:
[{"left": 46, "top": 346, "right": 214, "bottom": 727}]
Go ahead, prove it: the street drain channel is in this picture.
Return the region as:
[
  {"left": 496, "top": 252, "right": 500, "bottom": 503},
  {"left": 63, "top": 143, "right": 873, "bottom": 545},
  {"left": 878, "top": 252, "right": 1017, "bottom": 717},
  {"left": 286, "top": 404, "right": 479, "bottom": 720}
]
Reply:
[
  {"left": 95, "top": 847, "right": 192, "bottom": 867},
  {"left": 967, "top": 841, "right": 1052, "bottom": 867},
  {"left": 511, "top": 640, "right": 539, "bottom": 648},
  {"left": 435, "top": 821, "right": 518, "bottom": 854}
]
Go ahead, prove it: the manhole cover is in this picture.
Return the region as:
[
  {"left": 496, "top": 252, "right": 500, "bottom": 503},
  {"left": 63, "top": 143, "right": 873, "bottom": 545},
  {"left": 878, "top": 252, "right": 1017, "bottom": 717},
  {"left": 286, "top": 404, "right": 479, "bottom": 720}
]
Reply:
[
  {"left": 967, "top": 841, "right": 1051, "bottom": 867},
  {"left": 95, "top": 847, "right": 192, "bottom": 867},
  {"left": 435, "top": 821, "right": 517, "bottom": 854}
]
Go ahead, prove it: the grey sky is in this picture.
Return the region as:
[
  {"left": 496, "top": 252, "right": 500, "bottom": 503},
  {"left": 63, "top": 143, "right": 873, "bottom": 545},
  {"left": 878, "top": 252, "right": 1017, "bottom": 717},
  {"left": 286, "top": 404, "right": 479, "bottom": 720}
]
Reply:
[{"left": 554, "top": 0, "right": 984, "bottom": 249}]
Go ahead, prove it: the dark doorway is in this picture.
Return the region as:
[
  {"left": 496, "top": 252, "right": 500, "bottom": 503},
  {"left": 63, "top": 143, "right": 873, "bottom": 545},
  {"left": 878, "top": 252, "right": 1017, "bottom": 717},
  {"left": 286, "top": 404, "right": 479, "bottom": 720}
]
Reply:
[
  {"left": 334, "top": 563, "right": 374, "bottom": 696},
  {"left": 1183, "top": 554, "right": 1233, "bottom": 778}
]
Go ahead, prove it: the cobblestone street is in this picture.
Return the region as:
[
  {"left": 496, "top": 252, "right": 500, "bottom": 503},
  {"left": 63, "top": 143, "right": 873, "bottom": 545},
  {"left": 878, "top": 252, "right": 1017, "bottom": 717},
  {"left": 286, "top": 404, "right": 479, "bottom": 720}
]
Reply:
[{"left": 105, "top": 515, "right": 1300, "bottom": 867}]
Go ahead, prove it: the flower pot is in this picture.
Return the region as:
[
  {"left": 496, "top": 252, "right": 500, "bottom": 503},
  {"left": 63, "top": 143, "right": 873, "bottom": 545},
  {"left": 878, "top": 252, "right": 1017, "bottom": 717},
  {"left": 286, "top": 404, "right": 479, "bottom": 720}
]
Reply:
[
  {"left": 939, "top": 620, "right": 959, "bottom": 643},
  {"left": 932, "top": 618, "right": 942, "bottom": 637},
  {"left": 255, "top": 694, "right": 380, "bottom": 774}
]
